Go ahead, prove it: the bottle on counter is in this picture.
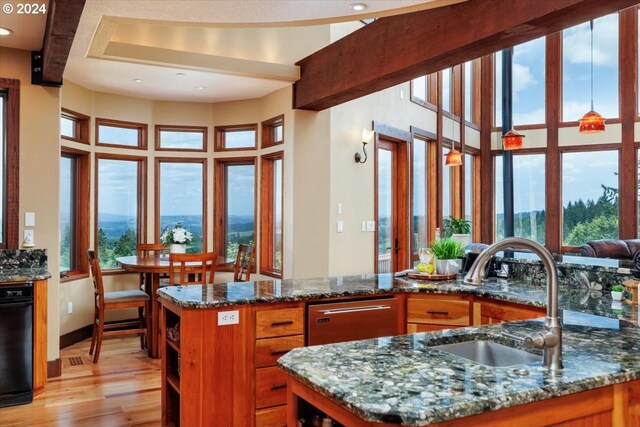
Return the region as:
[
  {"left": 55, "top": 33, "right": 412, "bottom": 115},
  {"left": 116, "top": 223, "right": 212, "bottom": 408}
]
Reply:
[
  {"left": 322, "top": 417, "right": 333, "bottom": 427},
  {"left": 435, "top": 227, "right": 441, "bottom": 240}
]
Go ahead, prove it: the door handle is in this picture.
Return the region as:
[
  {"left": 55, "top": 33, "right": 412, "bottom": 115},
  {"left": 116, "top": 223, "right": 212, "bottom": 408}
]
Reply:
[
  {"left": 394, "top": 238, "right": 400, "bottom": 254},
  {"left": 318, "top": 305, "right": 392, "bottom": 315},
  {"left": 427, "top": 310, "right": 449, "bottom": 315}
]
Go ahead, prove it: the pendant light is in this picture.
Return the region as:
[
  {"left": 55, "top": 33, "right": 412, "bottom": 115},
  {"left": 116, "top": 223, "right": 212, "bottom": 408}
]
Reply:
[
  {"left": 502, "top": 129, "right": 525, "bottom": 150},
  {"left": 579, "top": 20, "right": 605, "bottom": 134},
  {"left": 445, "top": 116, "right": 462, "bottom": 167}
]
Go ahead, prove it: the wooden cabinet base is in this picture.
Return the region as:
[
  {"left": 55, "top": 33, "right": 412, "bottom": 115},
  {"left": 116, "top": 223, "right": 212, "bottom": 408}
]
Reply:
[{"left": 287, "top": 375, "right": 640, "bottom": 427}]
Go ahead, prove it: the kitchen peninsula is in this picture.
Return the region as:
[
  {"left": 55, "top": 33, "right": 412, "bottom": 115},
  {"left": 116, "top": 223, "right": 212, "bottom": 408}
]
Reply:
[{"left": 157, "top": 262, "right": 638, "bottom": 426}]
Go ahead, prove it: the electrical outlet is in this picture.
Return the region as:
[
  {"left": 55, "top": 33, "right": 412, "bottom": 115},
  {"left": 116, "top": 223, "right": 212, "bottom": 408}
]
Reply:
[
  {"left": 23, "top": 229, "right": 34, "bottom": 247},
  {"left": 337, "top": 221, "right": 344, "bottom": 233},
  {"left": 67, "top": 301, "right": 73, "bottom": 315},
  {"left": 366, "top": 221, "right": 376, "bottom": 232},
  {"left": 361, "top": 221, "right": 366, "bottom": 232},
  {"left": 218, "top": 310, "right": 239, "bottom": 326}
]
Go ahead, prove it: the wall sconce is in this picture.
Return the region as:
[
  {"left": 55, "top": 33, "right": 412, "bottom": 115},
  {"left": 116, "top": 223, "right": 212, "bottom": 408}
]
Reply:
[{"left": 355, "top": 128, "right": 375, "bottom": 163}]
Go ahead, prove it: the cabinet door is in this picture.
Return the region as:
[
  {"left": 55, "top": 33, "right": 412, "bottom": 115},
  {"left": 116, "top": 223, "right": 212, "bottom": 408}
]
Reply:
[
  {"left": 478, "top": 300, "right": 545, "bottom": 325},
  {"left": 407, "top": 295, "right": 470, "bottom": 326}
]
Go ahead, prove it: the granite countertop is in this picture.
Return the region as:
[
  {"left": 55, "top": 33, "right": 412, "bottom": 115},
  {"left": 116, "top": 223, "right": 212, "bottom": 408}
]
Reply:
[
  {"left": 0, "top": 267, "right": 52, "bottom": 283},
  {"left": 492, "top": 250, "right": 634, "bottom": 274}
]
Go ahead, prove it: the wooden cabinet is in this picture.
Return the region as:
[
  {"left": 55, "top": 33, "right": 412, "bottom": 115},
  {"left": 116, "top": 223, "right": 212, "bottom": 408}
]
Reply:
[
  {"left": 254, "top": 305, "right": 304, "bottom": 425},
  {"left": 476, "top": 299, "right": 546, "bottom": 325},
  {"left": 407, "top": 294, "right": 472, "bottom": 332}
]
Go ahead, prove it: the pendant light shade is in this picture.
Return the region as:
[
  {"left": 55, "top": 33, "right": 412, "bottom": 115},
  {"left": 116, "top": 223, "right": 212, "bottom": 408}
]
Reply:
[
  {"left": 444, "top": 148, "right": 462, "bottom": 167},
  {"left": 579, "top": 19, "right": 605, "bottom": 134},
  {"left": 578, "top": 110, "right": 606, "bottom": 133},
  {"left": 502, "top": 129, "right": 525, "bottom": 150}
]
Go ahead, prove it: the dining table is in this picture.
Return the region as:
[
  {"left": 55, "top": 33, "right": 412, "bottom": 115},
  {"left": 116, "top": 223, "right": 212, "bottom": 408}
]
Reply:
[{"left": 116, "top": 255, "right": 233, "bottom": 358}]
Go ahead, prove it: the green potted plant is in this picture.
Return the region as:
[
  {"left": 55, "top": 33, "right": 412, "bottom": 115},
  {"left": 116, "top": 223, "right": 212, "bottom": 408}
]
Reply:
[
  {"left": 443, "top": 216, "right": 472, "bottom": 248},
  {"left": 611, "top": 284, "right": 625, "bottom": 301},
  {"left": 431, "top": 238, "right": 463, "bottom": 274}
]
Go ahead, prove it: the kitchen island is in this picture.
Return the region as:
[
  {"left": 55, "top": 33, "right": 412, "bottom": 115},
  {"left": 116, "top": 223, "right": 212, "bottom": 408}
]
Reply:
[{"left": 156, "top": 273, "right": 638, "bottom": 426}]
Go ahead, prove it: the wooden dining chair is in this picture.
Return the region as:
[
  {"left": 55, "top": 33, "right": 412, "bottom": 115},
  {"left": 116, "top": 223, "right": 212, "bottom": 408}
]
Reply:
[
  {"left": 233, "top": 244, "right": 255, "bottom": 282},
  {"left": 168, "top": 251, "right": 218, "bottom": 286},
  {"left": 137, "top": 243, "right": 168, "bottom": 290},
  {"left": 87, "top": 250, "right": 150, "bottom": 363}
]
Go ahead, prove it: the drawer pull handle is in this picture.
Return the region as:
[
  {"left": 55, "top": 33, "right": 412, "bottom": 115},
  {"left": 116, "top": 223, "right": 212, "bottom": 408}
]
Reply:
[
  {"left": 271, "top": 349, "right": 291, "bottom": 356},
  {"left": 271, "top": 320, "right": 294, "bottom": 327},
  {"left": 427, "top": 310, "right": 449, "bottom": 315},
  {"left": 270, "top": 383, "right": 287, "bottom": 390}
]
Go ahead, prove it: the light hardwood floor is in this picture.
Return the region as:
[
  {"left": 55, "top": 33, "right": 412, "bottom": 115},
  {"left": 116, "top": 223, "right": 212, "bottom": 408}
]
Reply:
[{"left": 0, "top": 337, "right": 161, "bottom": 426}]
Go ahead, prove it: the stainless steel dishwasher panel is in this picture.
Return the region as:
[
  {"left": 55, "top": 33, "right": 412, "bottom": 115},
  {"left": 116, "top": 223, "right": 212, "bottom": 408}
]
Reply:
[{"left": 307, "top": 297, "right": 399, "bottom": 346}]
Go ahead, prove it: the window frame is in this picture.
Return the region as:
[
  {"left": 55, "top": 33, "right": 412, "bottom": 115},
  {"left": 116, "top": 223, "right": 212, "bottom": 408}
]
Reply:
[
  {"left": 61, "top": 108, "right": 90, "bottom": 144},
  {"left": 464, "top": 59, "right": 482, "bottom": 127},
  {"left": 154, "top": 157, "right": 208, "bottom": 252},
  {"left": 94, "top": 153, "right": 148, "bottom": 272},
  {"left": 260, "top": 151, "right": 284, "bottom": 278},
  {"left": 0, "top": 79, "right": 19, "bottom": 249},
  {"left": 463, "top": 149, "right": 481, "bottom": 243},
  {"left": 214, "top": 157, "right": 258, "bottom": 269},
  {"left": 261, "top": 115, "right": 285, "bottom": 149},
  {"left": 95, "top": 117, "right": 148, "bottom": 150},
  {"left": 214, "top": 124, "right": 258, "bottom": 152},
  {"left": 410, "top": 73, "right": 438, "bottom": 111},
  {"left": 154, "top": 125, "right": 208, "bottom": 152},
  {"left": 60, "top": 147, "right": 90, "bottom": 281}
]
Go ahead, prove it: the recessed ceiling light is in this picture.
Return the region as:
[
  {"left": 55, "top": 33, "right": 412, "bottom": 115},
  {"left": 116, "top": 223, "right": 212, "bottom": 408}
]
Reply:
[
  {"left": 196, "top": 86, "right": 206, "bottom": 90},
  {"left": 176, "top": 72, "right": 187, "bottom": 77},
  {"left": 0, "top": 27, "right": 13, "bottom": 36},
  {"left": 350, "top": 3, "right": 367, "bottom": 11},
  {"left": 133, "top": 78, "right": 143, "bottom": 83}
]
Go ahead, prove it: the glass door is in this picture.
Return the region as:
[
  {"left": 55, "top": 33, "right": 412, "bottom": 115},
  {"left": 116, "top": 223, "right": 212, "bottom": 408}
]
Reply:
[{"left": 377, "top": 145, "right": 393, "bottom": 273}]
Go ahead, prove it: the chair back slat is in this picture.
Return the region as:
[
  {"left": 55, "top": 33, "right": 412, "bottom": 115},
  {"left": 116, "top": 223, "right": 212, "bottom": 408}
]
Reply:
[
  {"left": 169, "top": 252, "right": 217, "bottom": 286},
  {"left": 137, "top": 243, "right": 167, "bottom": 258},
  {"left": 234, "top": 244, "right": 255, "bottom": 282},
  {"left": 87, "top": 250, "right": 105, "bottom": 305}
]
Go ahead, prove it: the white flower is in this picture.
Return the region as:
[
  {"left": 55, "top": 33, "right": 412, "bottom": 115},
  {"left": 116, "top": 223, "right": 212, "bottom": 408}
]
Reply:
[{"left": 160, "top": 223, "right": 194, "bottom": 244}]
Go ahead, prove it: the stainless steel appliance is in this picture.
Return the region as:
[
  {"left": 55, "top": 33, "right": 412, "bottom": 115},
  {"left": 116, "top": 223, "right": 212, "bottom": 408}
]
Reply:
[
  {"left": 0, "top": 282, "right": 33, "bottom": 408},
  {"left": 307, "top": 297, "right": 399, "bottom": 346}
]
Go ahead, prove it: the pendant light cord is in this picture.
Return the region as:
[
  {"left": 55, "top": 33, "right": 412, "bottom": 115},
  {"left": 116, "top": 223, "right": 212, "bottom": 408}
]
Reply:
[{"left": 590, "top": 19, "right": 594, "bottom": 112}]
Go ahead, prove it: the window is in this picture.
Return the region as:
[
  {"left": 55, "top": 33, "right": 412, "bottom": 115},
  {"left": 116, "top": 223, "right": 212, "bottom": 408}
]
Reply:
[
  {"left": 96, "top": 156, "right": 146, "bottom": 268},
  {"left": 464, "top": 153, "right": 474, "bottom": 235},
  {"left": 156, "top": 126, "right": 207, "bottom": 151},
  {"left": 0, "top": 80, "right": 19, "bottom": 249},
  {"left": 412, "top": 137, "right": 428, "bottom": 259},
  {"left": 442, "top": 143, "right": 452, "bottom": 219},
  {"left": 563, "top": 14, "right": 619, "bottom": 121},
  {"left": 464, "top": 62, "right": 473, "bottom": 123},
  {"left": 214, "top": 124, "right": 257, "bottom": 151},
  {"left": 638, "top": 150, "right": 640, "bottom": 238},
  {"left": 156, "top": 159, "right": 205, "bottom": 253},
  {"left": 411, "top": 76, "right": 428, "bottom": 103},
  {"left": 60, "top": 150, "right": 90, "bottom": 276},
  {"left": 495, "top": 154, "right": 546, "bottom": 243},
  {"left": 96, "top": 118, "right": 147, "bottom": 149},
  {"left": 262, "top": 115, "right": 284, "bottom": 149},
  {"left": 61, "top": 108, "right": 89, "bottom": 143},
  {"left": 260, "top": 152, "right": 284, "bottom": 277},
  {"left": 442, "top": 68, "right": 452, "bottom": 113},
  {"left": 562, "top": 150, "right": 619, "bottom": 246},
  {"left": 215, "top": 158, "right": 256, "bottom": 262}
]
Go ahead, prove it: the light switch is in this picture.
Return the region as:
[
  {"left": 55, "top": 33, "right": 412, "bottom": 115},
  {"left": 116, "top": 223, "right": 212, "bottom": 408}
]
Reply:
[
  {"left": 337, "top": 203, "right": 343, "bottom": 215},
  {"left": 337, "top": 221, "right": 344, "bottom": 233},
  {"left": 25, "top": 212, "right": 35, "bottom": 227},
  {"left": 361, "top": 221, "right": 366, "bottom": 232},
  {"left": 366, "top": 221, "right": 376, "bottom": 232}
]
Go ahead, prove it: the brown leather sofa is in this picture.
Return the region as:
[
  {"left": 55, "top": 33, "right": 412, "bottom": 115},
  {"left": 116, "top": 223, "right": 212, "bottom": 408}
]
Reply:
[{"left": 579, "top": 239, "right": 640, "bottom": 259}]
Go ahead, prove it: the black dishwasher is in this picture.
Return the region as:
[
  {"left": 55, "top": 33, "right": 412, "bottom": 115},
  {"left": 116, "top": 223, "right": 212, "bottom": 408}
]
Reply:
[{"left": 0, "top": 282, "right": 33, "bottom": 408}]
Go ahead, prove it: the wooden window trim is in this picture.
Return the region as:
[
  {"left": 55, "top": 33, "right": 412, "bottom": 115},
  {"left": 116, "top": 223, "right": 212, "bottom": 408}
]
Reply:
[
  {"left": 260, "top": 151, "right": 284, "bottom": 278},
  {"left": 411, "top": 126, "right": 438, "bottom": 244},
  {"left": 95, "top": 117, "right": 148, "bottom": 150},
  {"left": 155, "top": 125, "right": 208, "bottom": 152},
  {"left": 94, "top": 153, "right": 147, "bottom": 271},
  {"left": 61, "top": 108, "right": 90, "bottom": 144},
  {"left": 154, "top": 157, "right": 208, "bottom": 252},
  {"left": 0, "top": 79, "right": 19, "bottom": 249},
  {"left": 410, "top": 76, "right": 439, "bottom": 111},
  {"left": 214, "top": 157, "right": 258, "bottom": 269},
  {"left": 214, "top": 124, "right": 258, "bottom": 152},
  {"left": 60, "top": 147, "right": 90, "bottom": 279},
  {"left": 261, "top": 115, "right": 285, "bottom": 149}
]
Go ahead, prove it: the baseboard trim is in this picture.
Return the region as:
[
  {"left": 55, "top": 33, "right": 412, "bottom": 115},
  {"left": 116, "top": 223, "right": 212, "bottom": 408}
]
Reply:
[
  {"left": 47, "top": 358, "right": 62, "bottom": 378},
  {"left": 60, "top": 324, "right": 93, "bottom": 350}
]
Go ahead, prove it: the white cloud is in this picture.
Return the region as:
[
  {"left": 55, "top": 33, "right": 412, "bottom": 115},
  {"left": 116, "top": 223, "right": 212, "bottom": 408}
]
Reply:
[
  {"left": 514, "top": 107, "right": 545, "bottom": 125},
  {"left": 512, "top": 63, "right": 537, "bottom": 94},
  {"left": 563, "top": 15, "right": 618, "bottom": 67}
]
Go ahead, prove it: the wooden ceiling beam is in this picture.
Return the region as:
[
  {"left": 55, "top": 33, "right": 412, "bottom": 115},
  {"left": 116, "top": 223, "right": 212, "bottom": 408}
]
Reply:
[
  {"left": 33, "top": 0, "right": 86, "bottom": 86},
  {"left": 293, "top": 0, "right": 640, "bottom": 111}
]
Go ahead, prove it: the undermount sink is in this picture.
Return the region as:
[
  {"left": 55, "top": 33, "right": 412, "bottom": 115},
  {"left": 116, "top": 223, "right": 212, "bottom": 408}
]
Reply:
[{"left": 432, "top": 340, "right": 541, "bottom": 368}]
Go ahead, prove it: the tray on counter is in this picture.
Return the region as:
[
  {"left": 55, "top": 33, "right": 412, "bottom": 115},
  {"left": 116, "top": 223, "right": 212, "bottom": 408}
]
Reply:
[{"left": 406, "top": 271, "right": 457, "bottom": 280}]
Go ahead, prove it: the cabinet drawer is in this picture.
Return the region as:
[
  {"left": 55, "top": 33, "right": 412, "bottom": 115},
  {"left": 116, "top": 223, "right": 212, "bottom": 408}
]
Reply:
[
  {"left": 407, "top": 323, "right": 460, "bottom": 333},
  {"left": 480, "top": 301, "right": 545, "bottom": 324},
  {"left": 256, "top": 405, "right": 287, "bottom": 427},
  {"left": 256, "top": 335, "right": 304, "bottom": 368},
  {"left": 407, "top": 296, "right": 470, "bottom": 326},
  {"left": 256, "top": 366, "right": 288, "bottom": 409},
  {"left": 256, "top": 307, "right": 304, "bottom": 339}
]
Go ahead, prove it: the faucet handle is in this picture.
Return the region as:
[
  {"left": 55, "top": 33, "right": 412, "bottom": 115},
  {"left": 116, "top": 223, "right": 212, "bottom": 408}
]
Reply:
[{"left": 524, "top": 331, "right": 559, "bottom": 350}]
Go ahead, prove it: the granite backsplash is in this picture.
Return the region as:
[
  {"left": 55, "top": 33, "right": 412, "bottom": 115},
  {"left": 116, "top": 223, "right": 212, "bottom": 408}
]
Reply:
[{"left": 0, "top": 249, "right": 48, "bottom": 270}]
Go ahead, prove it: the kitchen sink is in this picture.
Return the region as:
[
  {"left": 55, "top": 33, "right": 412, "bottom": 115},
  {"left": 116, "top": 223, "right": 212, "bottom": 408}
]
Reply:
[{"left": 432, "top": 340, "right": 541, "bottom": 367}]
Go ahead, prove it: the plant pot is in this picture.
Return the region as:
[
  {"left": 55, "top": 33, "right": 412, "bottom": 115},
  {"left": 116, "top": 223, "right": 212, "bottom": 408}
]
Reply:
[
  {"left": 451, "top": 234, "right": 472, "bottom": 249},
  {"left": 611, "top": 290, "right": 624, "bottom": 301},
  {"left": 435, "top": 259, "right": 461, "bottom": 275},
  {"left": 170, "top": 244, "right": 187, "bottom": 254}
]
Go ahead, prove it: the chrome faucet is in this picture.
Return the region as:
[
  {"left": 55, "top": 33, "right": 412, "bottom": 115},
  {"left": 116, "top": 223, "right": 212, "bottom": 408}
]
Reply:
[{"left": 464, "top": 237, "right": 563, "bottom": 371}]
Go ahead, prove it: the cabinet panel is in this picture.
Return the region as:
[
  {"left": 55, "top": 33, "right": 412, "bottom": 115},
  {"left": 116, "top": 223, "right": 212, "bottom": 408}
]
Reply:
[
  {"left": 256, "top": 307, "right": 304, "bottom": 339},
  {"left": 407, "top": 296, "right": 470, "bottom": 326},
  {"left": 256, "top": 366, "right": 288, "bottom": 409},
  {"left": 256, "top": 405, "right": 287, "bottom": 427},
  {"left": 479, "top": 300, "right": 545, "bottom": 325},
  {"left": 256, "top": 335, "right": 305, "bottom": 368}
]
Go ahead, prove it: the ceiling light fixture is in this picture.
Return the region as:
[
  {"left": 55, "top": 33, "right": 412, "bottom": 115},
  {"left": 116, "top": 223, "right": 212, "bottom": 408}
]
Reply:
[
  {"left": 176, "top": 72, "right": 187, "bottom": 77},
  {"left": 350, "top": 3, "right": 367, "bottom": 11},
  {"left": 502, "top": 128, "right": 525, "bottom": 150},
  {"left": 579, "top": 20, "right": 605, "bottom": 134},
  {"left": 196, "top": 86, "right": 206, "bottom": 90},
  {"left": 0, "top": 27, "right": 13, "bottom": 36},
  {"left": 133, "top": 78, "right": 143, "bottom": 83}
]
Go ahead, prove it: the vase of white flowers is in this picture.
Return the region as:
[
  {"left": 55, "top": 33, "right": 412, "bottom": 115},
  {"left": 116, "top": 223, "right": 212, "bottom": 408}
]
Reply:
[{"left": 160, "top": 223, "right": 193, "bottom": 253}]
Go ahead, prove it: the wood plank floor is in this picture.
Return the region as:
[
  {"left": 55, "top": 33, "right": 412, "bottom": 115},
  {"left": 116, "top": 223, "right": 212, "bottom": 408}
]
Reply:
[{"left": 0, "top": 337, "right": 161, "bottom": 426}]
